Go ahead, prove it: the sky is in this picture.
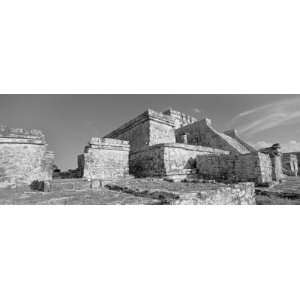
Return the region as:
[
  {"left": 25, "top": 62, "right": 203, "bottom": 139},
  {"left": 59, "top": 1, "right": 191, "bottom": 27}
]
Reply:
[{"left": 1, "top": 94, "right": 300, "bottom": 170}]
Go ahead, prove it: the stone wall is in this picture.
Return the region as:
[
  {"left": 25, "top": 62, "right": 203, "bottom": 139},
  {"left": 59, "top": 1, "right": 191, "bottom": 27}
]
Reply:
[
  {"left": 196, "top": 152, "right": 273, "bottom": 184},
  {"left": 78, "top": 137, "right": 130, "bottom": 181},
  {"left": 175, "top": 118, "right": 250, "bottom": 154},
  {"left": 130, "top": 143, "right": 229, "bottom": 178},
  {"left": 282, "top": 153, "right": 299, "bottom": 176},
  {"left": 106, "top": 178, "right": 255, "bottom": 205},
  {"left": 129, "top": 144, "right": 166, "bottom": 177},
  {"left": 270, "top": 155, "right": 283, "bottom": 181},
  {"left": 260, "top": 144, "right": 284, "bottom": 181},
  {"left": 163, "top": 108, "right": 197, "bottom": 129},
  {"left": 0, "top": 126, "right": 54, "bottom": 188},
  {"left": 148, "top": 119, "right": 176, "bottom": 146},
  {"left": 289, "top": 152, "right": 300, "bottom": 170},
  {"left": 104, "top": 109, "right": 176, "bottom": 153}
]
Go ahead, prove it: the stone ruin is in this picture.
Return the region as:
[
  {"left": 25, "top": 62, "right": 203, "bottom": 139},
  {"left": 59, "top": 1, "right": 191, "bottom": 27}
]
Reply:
[
  {"left": 0, "top": 125, "right": 54, "bottom": 188},
  {"left": 100, "top": 108, "right": 288, "bottom": 185},
  {"left": 0, "top": 108, "right": 297, "bottom": 192},
  {"left": 282, "top": 153, "right": 299, "bottom": 176},
  {"left": 78, "top": 137, "right": 130, "bottom": 181}
]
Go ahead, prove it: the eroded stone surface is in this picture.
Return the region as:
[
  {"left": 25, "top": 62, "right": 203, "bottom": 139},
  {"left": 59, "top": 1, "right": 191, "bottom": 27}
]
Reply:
[
  {"left": 105, "top": 178, "right": 256, "bottom": 205},
  {"left": 129, "top": 143, "right": 229, "bottom": 178},
  {"left": 196, "top": 152, "right": 273, "bottom": 185},
  {"left": 0, "top": 126, "right": 54, "bottom": 188},
  {"left": 78, "top": 138, "right": 130, "bottom": 180},
  {"left": 162, "top": 108, "right": 197, "bottom": 129},
  {"left": 282, "top": 153, "right": 298, "bottom": 176},
  {"left": 104, "top": 109, "right": 176, "bottom": 152}
]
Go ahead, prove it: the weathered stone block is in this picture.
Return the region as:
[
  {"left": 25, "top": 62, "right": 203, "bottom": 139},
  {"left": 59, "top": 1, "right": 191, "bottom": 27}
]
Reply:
[
  {"left": 129, "top": 143, "right": 229, "bottom": 178},
  {"left": 104, "top": 109, "right": 176, "bottom": 152},
  {"left": 196, "top": 152, "right": 273, "bottom": 185},
  {"left": 282, "top": 153, "right": 298, "bottom": 176},
  {"left": 0, "top": 126, "right": 55, "bottom": 188},
  {"left": 78, "top": 138, "right": 130, "bottom": 180},
  {"left": 163, "top": 108, "right": 197, "bottom": 129}
]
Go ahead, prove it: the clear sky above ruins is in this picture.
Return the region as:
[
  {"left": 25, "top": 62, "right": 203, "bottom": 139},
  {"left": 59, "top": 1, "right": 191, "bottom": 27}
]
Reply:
[{"left": 1, "top": 94, "right": 300, "bottom": 170}]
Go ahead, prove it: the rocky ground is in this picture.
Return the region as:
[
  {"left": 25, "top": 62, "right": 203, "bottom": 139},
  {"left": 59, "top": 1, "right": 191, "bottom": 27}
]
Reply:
[
  {"left": 0, "top": 188, "right": 155, "bottom": 205},
  {"left": 0, "top": 177, "right": 300, "bottom": 205},
  {"left": 256, "top": 177, "right": 300, "bottom": 205}
]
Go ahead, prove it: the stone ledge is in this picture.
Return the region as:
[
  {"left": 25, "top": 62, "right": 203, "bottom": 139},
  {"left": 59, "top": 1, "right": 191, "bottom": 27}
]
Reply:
[
  {"left": 0, "top": 125, "right": 46, "bottom": 141},
  {"left": 89, "top": 137, "right": 129, "bottom": 146},
  {"left": 82, "top": 137, "right": 130, "bottom": 152},
  {"left": 0, "top": 137, "right": 46, "bottom": 145},
  {"left": 130, "top": 143, "right": 229, "bottom": 155}
]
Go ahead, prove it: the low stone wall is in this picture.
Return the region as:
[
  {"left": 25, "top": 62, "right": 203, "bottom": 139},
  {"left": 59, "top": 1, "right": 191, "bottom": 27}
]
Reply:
[
  {"left": 78, "top": 137, "right": 130, "bottom": 181},
  {"left": 105, "top": 178, "right": 256, "bottom": 205},
  {"left": 130, "top": 143, "right": 229, "bottom": 178},
  {"left": 196, "top": 152, "right": 273, "bottom": 184},
  {"left": 0, "top": 126, "right": 55, "bottom": 188}
]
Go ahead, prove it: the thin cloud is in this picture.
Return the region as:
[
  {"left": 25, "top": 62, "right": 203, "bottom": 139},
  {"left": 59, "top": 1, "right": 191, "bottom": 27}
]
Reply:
[{"left": 230, "top": 98, "right": 300, "bottom": 137}]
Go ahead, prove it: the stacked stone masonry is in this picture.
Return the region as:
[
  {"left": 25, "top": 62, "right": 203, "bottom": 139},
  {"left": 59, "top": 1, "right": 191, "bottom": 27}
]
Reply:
[
  {"left": 78, "top": 137, "right": 130, "bottom": 181},
  {"left": 104, "top": 109, "right": 176, "bottom": 153},
  {"left": 0, "top": 125, "right": 55, "bottom": 188},
  {"left": 163, "top": 109, "right": 197, "bottom": 129},
  {"left": 103, "top": 108, "right": 285, "bottom": 184},
  {"left": 196, "top": 152, "right": 273, "bottom": 185},
  {"left": 288, "top": 152, "right": 300, "bottom": 174},
  {"left": 260, "top": 144, "right": 284, "bottom": 181},
  {"left": 282, "top": 153, "right": 298, "bottom": 176},
  {"left": 130, "top": 143, "right": 229, "bottom": 178},
  {"left": 0, "top": 107, "right": 287, "bottom": 192}
]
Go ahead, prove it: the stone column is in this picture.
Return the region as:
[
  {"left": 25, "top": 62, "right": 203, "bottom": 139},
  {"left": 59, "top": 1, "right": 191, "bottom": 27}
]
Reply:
[{"left": 260, "top": 143, "right": 283, "bottom": 181}]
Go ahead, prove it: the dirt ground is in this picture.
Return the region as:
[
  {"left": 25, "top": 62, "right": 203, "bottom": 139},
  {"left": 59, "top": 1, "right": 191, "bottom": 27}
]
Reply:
[{"left": 0, "top": 188, "right": 155, "bottom": 205}]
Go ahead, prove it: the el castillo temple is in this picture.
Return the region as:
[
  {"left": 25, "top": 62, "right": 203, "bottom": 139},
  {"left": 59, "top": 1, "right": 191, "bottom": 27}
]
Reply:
[{"left": 0, "top": 108, "right": 299, "bottom": 204}]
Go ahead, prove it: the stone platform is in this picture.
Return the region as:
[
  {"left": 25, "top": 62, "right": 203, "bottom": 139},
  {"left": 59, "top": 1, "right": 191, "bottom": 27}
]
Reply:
[{"left": 0, "top": 125, "right": 55, "bottom": 188}]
